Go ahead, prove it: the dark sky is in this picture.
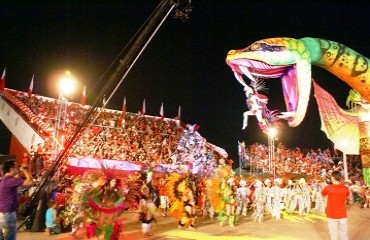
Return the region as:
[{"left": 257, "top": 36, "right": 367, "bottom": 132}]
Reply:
[{"left": 1, "top": 1, "right": 369, "bottom": 162}]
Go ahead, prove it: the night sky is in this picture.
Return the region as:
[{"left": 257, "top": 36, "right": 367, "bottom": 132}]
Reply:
[{"left": 1, "top": 1, "right": 369, "bottom": 163}]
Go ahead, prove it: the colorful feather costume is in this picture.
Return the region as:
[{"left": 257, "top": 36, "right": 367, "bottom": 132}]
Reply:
[
  {"left": 166, "top": 172, "right": 186, "bottom": 220},
  {"left": 206, "top": 161, "right": 237, "bottom": 225},
  {"left": 63, "top": 166, "right": 141, "bottom": 240}
]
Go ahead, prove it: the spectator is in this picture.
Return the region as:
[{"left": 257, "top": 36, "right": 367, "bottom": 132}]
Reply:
[
  {"left": 322, "top": 170, "right": 350, "bottom": 240},
  {"left": 45, "top": 199, "right": 61, "bottom": 235},
  {"left": 21, "top": 152, "right": 31, "bottom": 167},
  {"left": 0, "top": 160, "right": 33, "bottom": 240}
]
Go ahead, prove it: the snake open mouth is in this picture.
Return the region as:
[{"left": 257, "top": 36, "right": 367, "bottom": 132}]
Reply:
[{"left": 226, "top": 39, "right": 312, "bottom": 127}]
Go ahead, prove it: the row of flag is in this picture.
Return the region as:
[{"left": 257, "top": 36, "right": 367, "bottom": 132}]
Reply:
[
  {"left": 0, "top": 67, "right": 181, "bottom": 120},
  {"left": 120, "top": 97, "right": 181, "bottom": 120},
  {"left": 0, "top": 68, "right": 34, "bottom": 97}
]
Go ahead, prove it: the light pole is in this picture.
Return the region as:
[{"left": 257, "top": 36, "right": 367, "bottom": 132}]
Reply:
[
  {"left": 339, "top": 140, "right": 349, "bottom": 181},
  {"left": 267, "top": 127, "right": 277, "bottom": 178},
  {"left": 53, "top": 71, "right": 76, "bottom": 161}
]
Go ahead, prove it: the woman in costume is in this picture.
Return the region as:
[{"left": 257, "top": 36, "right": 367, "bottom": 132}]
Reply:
[{"left": 138, "top": 184, "right": 157, "bottom": 237}]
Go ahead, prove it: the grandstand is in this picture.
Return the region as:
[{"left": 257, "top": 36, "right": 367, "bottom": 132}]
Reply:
[{"left": 0, "top": 88, "right": 228, "bottom": 176}]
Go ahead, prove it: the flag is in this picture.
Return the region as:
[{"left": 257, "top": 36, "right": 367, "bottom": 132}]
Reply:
[
  {"left": 80, "top": 85, "right": 86, "bottom": 105},
  {"left": 28, "top": 75, "right": 34, "bottom": 97},
  {"left": 102, "top": 95, "right": 106, "bottom": 107},
  {"left": 122, "top": 96, "right": 127, "bottom": 114},
  {"left": 142, "top": 99, "right": 146, "bottom": 115},
  {"left": 238, "top": 141, "right": 245, "bottom": 155},
  {"left": 0, "top": 67, "right": 5, "bottom": 92},
  {"left": 175, "top": 105, "right": 181, "bottom": 120},
  {"left": 159, "top": 102, "right": 164, "bottom": 119},
  {"left": 187, "top": 123, "right": 200, "bottom": 133}
]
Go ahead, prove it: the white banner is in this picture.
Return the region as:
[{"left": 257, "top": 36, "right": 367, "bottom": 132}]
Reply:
[{"left": 68, "top": 157, "right": 141, "bottom": 171}]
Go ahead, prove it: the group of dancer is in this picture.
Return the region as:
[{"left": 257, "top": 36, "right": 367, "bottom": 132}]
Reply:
[
  {"left": 156, "top": 157, "right": 332, "bottom": 231},
  {"left": 52, "top": 154, "right": 359, "bottom": 239}
]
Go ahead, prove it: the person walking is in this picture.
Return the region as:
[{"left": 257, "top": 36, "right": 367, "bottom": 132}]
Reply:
[
  {"left": 322, "top": 170, "right": 350, "bottom": 240},
  {"left": 0, "top": 160, "right": 33, "bottom": 240}
]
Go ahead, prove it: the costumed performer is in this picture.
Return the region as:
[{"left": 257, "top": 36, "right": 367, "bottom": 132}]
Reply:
[
  {"left": 251, "top": 180, "right": 266, "bottom": 223},
  {"left": 207, "top": 158, "right": 237, "bottom": 227},
  {"left": 166, "top": 168, "right": 196, "bottom": 230},
  {"left": 138, "top": 184, "right": 157, "bottom": 237},
  {"left": 64, "top": 169, "right": 140, "bottom": 240},
  {"left": 236, "top": 179, "right": 250, "bottom": 216}
]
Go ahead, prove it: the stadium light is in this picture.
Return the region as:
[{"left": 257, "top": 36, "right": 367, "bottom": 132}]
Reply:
[
  {"left": 339, "top": 140, "right": 349, "bottom": 181},
  {"left": 59, "top": 71, "right": 76, "bottom": 98},
  {"left": 267, "top": 127, "right": 278, "bottom": 177},
  {"left": 54, "top": 71, "right": 77, "bottom": 160}
]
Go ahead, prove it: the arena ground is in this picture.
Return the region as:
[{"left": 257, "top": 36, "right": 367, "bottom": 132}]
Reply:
[{"left": 17, "top": 203, "right": 370, "bottom": 240}]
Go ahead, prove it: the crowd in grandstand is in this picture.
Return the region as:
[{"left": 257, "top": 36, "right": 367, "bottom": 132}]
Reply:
[
  {"left": 240, "top": 142, "right": 363, "bottom": 183},
  {"left": 2, "top": 89, "right": 225, "bottom": 177}
]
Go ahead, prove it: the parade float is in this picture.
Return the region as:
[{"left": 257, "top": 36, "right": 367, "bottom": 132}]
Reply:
[{"left": 226, "top": 37, "right": 370, "bottom": 185}]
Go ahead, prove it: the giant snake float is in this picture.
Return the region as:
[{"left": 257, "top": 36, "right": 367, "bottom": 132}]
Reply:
[
  {"left": 226, "top": 37, "right": 370, "bottom": 183},
  {"left": 226, "top": 37, "right": 369, "bottom": 127}
]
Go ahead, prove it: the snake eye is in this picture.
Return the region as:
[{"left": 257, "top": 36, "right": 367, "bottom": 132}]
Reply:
[{"left": 251, "top": 43, "right": 261, "bottom": 50}]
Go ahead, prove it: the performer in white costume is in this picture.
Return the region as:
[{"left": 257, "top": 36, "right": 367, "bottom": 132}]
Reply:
[
  {"left": 270, "top": 178, "right": 283, "bottom": 219},
  {"left": 264, "top": 178, "right": 273, "bottom": 214},
  {"left": 236, "top": 179, "right": 250, "bottom": 216},
  {"left": 251, "top": 180, "right": 266, "bottom": 223}
]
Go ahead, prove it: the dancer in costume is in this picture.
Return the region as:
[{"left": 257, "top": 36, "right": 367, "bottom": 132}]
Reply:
[
  {"left": 198, "top": 177, "right": 214, "bottom": 219},
  {"left": 236, "top": 179, "right": 250, "bottom": 216},
  {"left": 312, "top": 180, "right": 327, "bottom": 214},
  {"left": 219, "top": 177, "right": 238, "bottom": 227},
  {"left": 264, "top": 178, "right": 273, "bottom": 214},
  {"left": 207, "top": 158, "right": 237, "bottom": 227},
  {"left": 64, "top": 169, "right": 140, "bottom": 240},
  {"left": 140, "top": 169, "right": 158, "bottom": 207},
  {"left": 158, "top": 177, "right": 169, "bottom": 217},
  {"left": 300, "top": 178, "right": 312, "bottom": 215},
  {"left": 167, "top": 170, "right": 196, "bottom": 230},
  {"left": 289, "top": 180, "right": 303, "bottom": 215},
  {"left": 204, "top": 179, "right": 215, "bottom": 220},
  {"left": 86, "top": 177, "right": 127, "bottom": 239},
  {"left": 283, "top": 179, "right": 295, "bottom": 211},
  {"left": 270, "top": 178, "right": 283, "bottom": 219},
  {"left": 289, "top": 178, "right": 308, "bottom": 216},
  {"left": 251, "top": 180, "right": 266, "bottom": 223},
  {"left": 179, "top": 174, "right": 196, "bottom": 229},
  {"left": 138, "top": 185, "right": 157, "bottom": 237}
]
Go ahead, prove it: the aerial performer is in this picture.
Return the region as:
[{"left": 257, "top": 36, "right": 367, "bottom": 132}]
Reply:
[
  {"left": 226, "top": 37, "right": 370, "bottom": 185},
  {"left": 242, "top": 83, "right": 269, "bottom": 131}
]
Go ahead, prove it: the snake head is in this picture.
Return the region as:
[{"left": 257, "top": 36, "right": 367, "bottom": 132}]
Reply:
[{"left": 226, "top": 38, "right": 312, "bottom": 127}]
